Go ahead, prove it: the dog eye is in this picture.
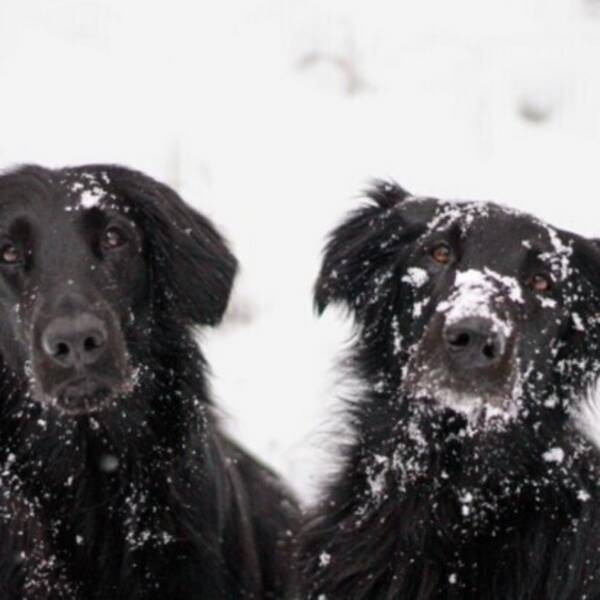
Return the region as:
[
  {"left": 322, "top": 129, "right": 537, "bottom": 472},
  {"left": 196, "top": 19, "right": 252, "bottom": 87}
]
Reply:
[
  {"left": 528, "top": 273, "right": 553, "bottom": 293},
  {"left": 431, "top": 243, "right": 452, "bottom": 265},
  {"left": 102, "top": 226, "right": 127, "bottom": 250},
  {"left": 0, "top": 243, "right": 22, "bottom": 265}
]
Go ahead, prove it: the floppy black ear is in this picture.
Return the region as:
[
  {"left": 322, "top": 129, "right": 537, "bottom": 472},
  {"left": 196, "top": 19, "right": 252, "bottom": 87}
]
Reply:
[
  {"left": 314, "top": 181, "right": 411, "bottom": 316},
  {"left": 106, "top": 166, "right": 237, "bottom": 326}
]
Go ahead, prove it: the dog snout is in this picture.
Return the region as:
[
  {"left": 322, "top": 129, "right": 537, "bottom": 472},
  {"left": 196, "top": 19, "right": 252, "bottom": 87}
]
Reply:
[
  {"left": 444, "top": 317, "right": 507, "bottom": 370},
  {"left": 41, "top": 313, "right": 108, "bottom": 370}
]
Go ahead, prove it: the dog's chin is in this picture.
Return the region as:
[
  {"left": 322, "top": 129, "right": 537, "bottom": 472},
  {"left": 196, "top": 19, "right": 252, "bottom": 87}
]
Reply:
[
  {"left": 51, "top": 391, "right": 117, "bottom": 417},
  {"left": 37, "top": 377, "right": 132, "bottom": 417},
  {"left": 404, "top": 364, "right": 522, "bottom": 426}
]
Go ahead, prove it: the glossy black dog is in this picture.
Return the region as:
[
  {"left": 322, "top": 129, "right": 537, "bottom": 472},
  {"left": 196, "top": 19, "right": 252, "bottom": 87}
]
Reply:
[
  {"left": 0, "top": 165, "right": 298, "bottom": 599},
  {"left": 299, "top": 182, "right": 600, "bottom": 599}
]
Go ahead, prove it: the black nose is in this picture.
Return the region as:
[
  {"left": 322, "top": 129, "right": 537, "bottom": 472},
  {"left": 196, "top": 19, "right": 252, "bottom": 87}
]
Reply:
[
  {"left": 443, "top": 317, "right": 506, "bottom": 370},
  {"left": 42, "top": 314, "right": 108, "bottom": 369}
]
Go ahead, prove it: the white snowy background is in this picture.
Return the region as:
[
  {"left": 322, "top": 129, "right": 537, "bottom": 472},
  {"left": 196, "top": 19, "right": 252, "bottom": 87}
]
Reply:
[{"left": 1, "top": 0, "right": 600, "bottom": 503}]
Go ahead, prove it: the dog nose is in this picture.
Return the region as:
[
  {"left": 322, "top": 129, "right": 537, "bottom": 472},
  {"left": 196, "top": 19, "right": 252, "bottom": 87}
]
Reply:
[
  {"left": 444, "top": 317, "right": 506, "bottom": 370},
  {"left": 42, "top": 314, "right": 108, "bottom": 369}
]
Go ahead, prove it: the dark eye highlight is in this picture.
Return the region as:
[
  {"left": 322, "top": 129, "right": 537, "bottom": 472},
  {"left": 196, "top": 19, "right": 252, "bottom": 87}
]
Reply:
[
  {"left": 527, "top": 273, "right": 553, "bottom": 293},
  {"left": 430, "top": 243, "right": 452, "bottom": 265},
  {"left": 101, "top": 226, "right": 128, "bottom": 250},
  {"left": 0, "top": 243, "right": 23, "bottom": 265}
]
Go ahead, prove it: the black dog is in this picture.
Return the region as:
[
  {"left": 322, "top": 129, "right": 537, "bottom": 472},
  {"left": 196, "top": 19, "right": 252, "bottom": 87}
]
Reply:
[
  {"left": 0, "top": 165, "right": 298, "bottom": 599},
  {"left": 299, "top": 182, "right": 600, "bottom": 599}
]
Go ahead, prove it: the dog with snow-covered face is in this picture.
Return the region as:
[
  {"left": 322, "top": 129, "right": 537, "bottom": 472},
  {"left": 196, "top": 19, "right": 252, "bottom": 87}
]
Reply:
[{"left": 298, "top": 182, "right": 600, "bottom": 599}]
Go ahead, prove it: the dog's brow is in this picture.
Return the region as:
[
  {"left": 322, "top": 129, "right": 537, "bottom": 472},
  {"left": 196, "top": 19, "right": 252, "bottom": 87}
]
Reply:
[
  {"left": 423, "top": 220, "right": 460, "bottom": 242},
  {"left": 0, "top": 207, "right": 33, "bottom": 235},
  {"left": 0, "top": 197, "right": 29, "bottom": 213},
  {"left": 522, "top": 240, "right": 550, "bottom": 258}
]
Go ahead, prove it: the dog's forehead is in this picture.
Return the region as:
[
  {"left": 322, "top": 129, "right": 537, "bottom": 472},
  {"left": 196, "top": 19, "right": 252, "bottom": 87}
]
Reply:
[
  {"left": 424, "top": 200, "right": 541, "bottom": 238},
  {"left": 57, "top": 169, "right": 121, "bottom": 213},
  {"left": 401, "top": 197, "right": 578, "bottom": 281},
  {"left": 0, "top": 168, "right": 127, "bottom": 219},
  {"left": 0, "top": 170, "right": 138, "bottom": 260},
  {"left": 412, "top": 199, "right": 565, "bottom": 249}
]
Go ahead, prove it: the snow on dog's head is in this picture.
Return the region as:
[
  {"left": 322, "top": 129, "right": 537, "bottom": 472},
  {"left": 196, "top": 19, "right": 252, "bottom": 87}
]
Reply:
[
  {"left": 60, "top": 170, "right": 116, "bottom": 212},
  {"left": 316, "top": 181, "right": 600, "bottom": 434}
]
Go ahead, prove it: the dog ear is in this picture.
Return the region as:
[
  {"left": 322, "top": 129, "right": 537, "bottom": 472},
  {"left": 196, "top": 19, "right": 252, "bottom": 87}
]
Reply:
[
  {"left": 106, "top": 167, "right": 237, "bottom": 326},
  {"left": 314, "top": 181, "right": 412, "bottom": 317}
]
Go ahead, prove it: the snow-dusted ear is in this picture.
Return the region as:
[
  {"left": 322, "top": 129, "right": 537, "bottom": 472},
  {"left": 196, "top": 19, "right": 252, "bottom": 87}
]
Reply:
[
  {"left": 148, "top": 199, "right": 238, "bottom": 326},
  {"left": 107, "top": 166, "right": 237, "bottom": 326},
  {"left": 314, "top": 181, "right": 412, "bottom": 318}
]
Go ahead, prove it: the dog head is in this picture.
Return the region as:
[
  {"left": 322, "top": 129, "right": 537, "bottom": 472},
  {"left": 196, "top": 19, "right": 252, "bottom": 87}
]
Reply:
[
  {"left": 316, "top": 182, "right": 600, "bottom": 427},
  {"left": 0, "top": 165, "right": 236, "bottom": 415}
]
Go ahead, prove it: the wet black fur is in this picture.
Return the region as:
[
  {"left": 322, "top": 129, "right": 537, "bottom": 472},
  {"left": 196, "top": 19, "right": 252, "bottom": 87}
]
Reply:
[
  {"left": 298, "top": 182, "right": 600, "bottom": 599},
  {"left": 0, "top": 165, "right": 299, "bottom": 599}
]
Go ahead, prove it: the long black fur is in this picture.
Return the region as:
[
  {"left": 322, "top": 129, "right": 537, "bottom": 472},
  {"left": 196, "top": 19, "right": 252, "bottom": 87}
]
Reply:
[
  {"left": 0, "top": 165, "right": 299, "bottom": 599},
  {"left": 298, "top": 182, "right": 600, "bottom": 599}
]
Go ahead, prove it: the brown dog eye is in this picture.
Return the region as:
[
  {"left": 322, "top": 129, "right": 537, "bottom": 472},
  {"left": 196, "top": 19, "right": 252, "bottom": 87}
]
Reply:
[
  {"left": 1, "top": 243, "right": 22, "bottom": 265},
  {"left": 431, "top": 243, "right": 452, "bottom": 265},
  {"left": 102, "top": 227, "right": 127, "bottom": 250},
  {"left": 528, "top": 273, "right": 553, "bottom": 293}
]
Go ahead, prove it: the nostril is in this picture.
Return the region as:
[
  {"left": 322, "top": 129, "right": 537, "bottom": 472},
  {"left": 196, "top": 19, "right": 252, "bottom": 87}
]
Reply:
[
  {"left": 447, "top": 332, "right": 471, "bottom": 349},
  {"left": 84, "top": 335, "right": 102, "bottom": 353},
  {"left": 482, "top": 341, "right": 497, "bottom": 360},
  {"left": 54, "top": 341, "right": 70, "bottom": 358}
]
